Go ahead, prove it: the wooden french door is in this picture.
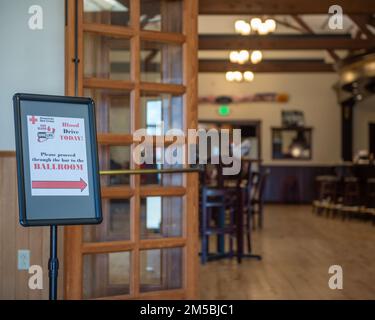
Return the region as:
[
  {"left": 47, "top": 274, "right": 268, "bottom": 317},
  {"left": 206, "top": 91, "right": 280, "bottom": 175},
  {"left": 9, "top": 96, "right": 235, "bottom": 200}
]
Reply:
[{"left": 64, "top": 0, "right": 198, "bottom": 299}]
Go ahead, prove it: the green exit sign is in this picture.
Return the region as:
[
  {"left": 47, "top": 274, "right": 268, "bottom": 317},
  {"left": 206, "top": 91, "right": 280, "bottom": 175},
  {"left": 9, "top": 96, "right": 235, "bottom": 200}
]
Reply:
[{"left": 218, "top": 105, "right": 230, "bottom": 116}]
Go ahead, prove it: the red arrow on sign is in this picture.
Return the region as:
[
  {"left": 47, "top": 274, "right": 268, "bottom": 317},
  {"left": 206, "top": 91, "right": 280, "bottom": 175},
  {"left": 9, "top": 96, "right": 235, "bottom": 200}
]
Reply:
[{"left": 32, "top": 178, "right": 88, "bottom": 192}]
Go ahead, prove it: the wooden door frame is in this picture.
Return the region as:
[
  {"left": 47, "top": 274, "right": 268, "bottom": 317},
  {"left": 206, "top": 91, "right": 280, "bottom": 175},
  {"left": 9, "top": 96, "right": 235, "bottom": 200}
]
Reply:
[{"left": 64, "top": 0, "right": 198, "bottom": 300}]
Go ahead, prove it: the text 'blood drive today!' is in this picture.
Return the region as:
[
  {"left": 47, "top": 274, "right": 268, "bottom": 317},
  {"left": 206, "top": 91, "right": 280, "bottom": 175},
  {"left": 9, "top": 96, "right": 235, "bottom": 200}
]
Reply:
[{"left": 27, "top": 115, "right": 89, "bottom": 196}]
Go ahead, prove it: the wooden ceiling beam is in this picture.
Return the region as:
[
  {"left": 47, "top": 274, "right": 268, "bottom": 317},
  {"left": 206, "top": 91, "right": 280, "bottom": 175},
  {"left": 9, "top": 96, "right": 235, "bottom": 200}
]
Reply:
[
  {"left": 199, "top": 34, "right": 374, "bottom": 50},
  {"left": 199, "top": 0, "right": 375, "bottom": 15},
  {"left": 292, "top": 15, "right": 340, "bottom": 61},
  {"left": 349, "top": 14, "right": 375, "bottom": 39},
  {"left": 199, "top": 59, "right": 335, "bottom": 73}
]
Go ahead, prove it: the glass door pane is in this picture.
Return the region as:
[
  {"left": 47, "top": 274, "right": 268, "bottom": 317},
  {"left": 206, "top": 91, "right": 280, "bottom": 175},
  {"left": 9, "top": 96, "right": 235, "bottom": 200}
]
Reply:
[
  {"left": 140, "top": 0, "right": 183, "bottom": 32},
  {"left": 140, "top": 196, "right": 183, "bottom": 239},
  {"left": 84, "top": 0, "right": 131, "bottom": 26},
  {"left": 140, "top": 247, "right": 183, "bottom": 292},
  {"left": 140, "top": 41, "right": 182, "bottom": 84},
  {"left": 83, "top": 251, "right": 131, "bottom": 298}
]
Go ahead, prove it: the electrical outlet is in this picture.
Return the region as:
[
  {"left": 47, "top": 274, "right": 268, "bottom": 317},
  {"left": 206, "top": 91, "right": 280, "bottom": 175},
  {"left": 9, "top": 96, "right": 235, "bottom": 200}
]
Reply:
[{"left": 17, "top": 250, "right": 30, "bottom": 270}]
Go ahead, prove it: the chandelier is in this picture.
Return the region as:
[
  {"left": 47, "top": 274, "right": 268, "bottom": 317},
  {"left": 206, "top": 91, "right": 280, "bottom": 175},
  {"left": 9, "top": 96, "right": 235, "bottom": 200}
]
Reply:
[
  {"left": 229, "top": 50, "right": 263, "bottom": 64},
  {"left": 225, "top": 71, "right": 254, "bottom": 82},
  {"left": 225, "top": 18, "right": 276, "bottom": 82},
  {"left": 235, "top": 18, "right": 276, "bottom": 35}
]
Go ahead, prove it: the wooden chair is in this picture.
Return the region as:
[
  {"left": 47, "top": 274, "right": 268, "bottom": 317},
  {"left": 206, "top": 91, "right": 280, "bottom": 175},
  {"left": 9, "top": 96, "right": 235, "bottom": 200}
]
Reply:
[
  {"left": 199, "top": 162, "right": 239, "bottom": 264},
  {"left": 224, "top": 158, "right": 262, "bottom": 262},
  {"left": 235, "top": 160, "right": 253, "bottom": 252},
  {"left": 200, "top": 186, "right": 239, "bottom": 264},
  {"left": 199, "top": 160, "right": 261, "bottom": 264}
]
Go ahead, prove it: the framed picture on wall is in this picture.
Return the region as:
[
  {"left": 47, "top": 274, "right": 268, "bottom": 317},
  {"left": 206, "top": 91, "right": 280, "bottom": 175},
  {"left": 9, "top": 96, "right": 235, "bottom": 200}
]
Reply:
[{"left": 272, "top": 127, "right": 313, "bottom": 160}]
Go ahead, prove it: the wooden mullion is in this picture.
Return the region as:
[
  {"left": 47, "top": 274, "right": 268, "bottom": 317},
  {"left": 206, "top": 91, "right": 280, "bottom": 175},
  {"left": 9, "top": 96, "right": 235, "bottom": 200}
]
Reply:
[
  {"left": 82, "top": 241, "right": 136, "bottom": 254},
  {"left": 140, "top": 82, "right": 186, "bottom": 95},
  {"left": 140, "top": 186, "right": 186, "bottom": 197},
  {"left": 83, "top": 23, "right": 135, "bottom": 38},
  {"left": 65, "top": 0, "right": 76, "bottom": 96},
  {"left": 153, "top": 136, "right": 186, "bottom": 147},
  {"left": 83, "top": 78, "right": 134, "bottom": 90},
  {"left": 140, "top": 30, "right": 186, "bottom": 44},
  {"left": 97, "top": 133, "right": 133, "bottom": 145},
  {"left": 183, "top": 0, "right": 199, "bottom": 300},
  {"left": 138, "top": 288, "right": 185, "bottom": 300},
  {"left": 64, "top": 0, "right": 84, "bottom": 300},
  {"left": 101, "top": 186, "right": 134, "bottom": 199},
  {"left": 130, "top": 0, "right": 141, "bottom": 299},
  {"left": 140, "top": 238, "right": 186, "bottom": 250},
  {"left": 77, "top": 0, "right": 84, "bottom": 97},
  {"left": 95, "top": 288, "right": 185, "bottom": 300},
  {"left": 95, "top": 293, "right": 133, "bottom": 300},
  {"left": 97, "top": 134, "right": 188, "bottom": 146},
  {"left": 77, "top": 0, "right": 85, "bottom": 300}
]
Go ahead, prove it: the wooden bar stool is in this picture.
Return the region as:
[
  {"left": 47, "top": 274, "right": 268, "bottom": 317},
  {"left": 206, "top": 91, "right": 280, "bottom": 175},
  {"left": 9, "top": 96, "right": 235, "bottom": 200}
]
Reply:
[
  {"left": 366, "top": 178, "right": 375, "bottom": 208},
  {"left": 361, "top": 178, "right": 375, "bottom": 221},
  {"left": 313, "top": 175, "right": 339, "bottom": 214},
  {"left": 341, "top": 176, "right": 361, "bottom": 218}
]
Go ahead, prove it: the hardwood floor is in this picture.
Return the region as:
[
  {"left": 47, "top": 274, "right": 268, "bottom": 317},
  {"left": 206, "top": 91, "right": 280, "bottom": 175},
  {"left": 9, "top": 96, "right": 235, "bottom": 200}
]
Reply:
[{"left": 199, "top": 205, "right": 375, "bottom": 300}]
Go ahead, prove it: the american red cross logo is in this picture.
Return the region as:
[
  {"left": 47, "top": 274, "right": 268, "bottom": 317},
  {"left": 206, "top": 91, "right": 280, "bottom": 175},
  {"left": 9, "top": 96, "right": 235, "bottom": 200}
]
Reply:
[{"left": 29, "top": 116, "right": 38, "bottom": 125}]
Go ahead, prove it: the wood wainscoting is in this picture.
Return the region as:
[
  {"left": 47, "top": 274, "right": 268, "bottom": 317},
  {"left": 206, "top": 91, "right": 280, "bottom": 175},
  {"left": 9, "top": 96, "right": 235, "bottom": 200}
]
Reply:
[
  {"left": 0, "top": 152, "right": 64, "bottom": 299},
  {"left": 263, "top": 165, "right": 334, "bottom": 204}
]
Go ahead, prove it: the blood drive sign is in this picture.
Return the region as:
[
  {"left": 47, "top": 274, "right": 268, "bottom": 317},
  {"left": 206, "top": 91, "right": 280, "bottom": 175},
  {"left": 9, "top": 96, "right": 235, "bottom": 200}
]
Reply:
[{"left": 27, "top": 115, "right": 89, "bottom": 196}]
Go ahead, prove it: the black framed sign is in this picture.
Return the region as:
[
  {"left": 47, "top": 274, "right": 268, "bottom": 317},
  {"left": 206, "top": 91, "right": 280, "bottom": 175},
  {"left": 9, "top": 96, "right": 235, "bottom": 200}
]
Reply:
[{"left": 13, "top": 93, "right": 102, "bottom": 226}]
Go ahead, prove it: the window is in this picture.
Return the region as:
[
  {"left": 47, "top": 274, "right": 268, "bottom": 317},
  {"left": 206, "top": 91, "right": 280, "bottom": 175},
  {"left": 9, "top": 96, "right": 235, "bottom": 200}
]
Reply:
[{"left": 146, "top": 100, "right": 162, "bottom": 135}]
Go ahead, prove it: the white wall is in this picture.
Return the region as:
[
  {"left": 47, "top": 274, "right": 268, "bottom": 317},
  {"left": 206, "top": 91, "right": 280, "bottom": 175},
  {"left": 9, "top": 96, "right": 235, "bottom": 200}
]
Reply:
[
  {"left": 0, "top": 0, "right": 65, "bottom": 151},
  {"left": 0, "top": 0, "right": 65, "bottom": 299},
  {"left": 198, "top": 73, "right": 342, "bottom": 165}
]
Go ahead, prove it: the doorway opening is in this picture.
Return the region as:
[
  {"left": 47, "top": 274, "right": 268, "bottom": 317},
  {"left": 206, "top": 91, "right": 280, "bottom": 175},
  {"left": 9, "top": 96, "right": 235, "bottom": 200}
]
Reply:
[{"left": 198, "top": 120, "right": 262, "bottom": 161}]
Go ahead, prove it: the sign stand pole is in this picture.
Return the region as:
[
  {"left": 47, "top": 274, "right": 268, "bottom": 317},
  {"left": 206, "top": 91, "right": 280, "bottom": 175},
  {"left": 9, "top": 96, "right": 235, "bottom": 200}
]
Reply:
[{"left": 48, "top": 225, "right": 59, "bottom": 300}]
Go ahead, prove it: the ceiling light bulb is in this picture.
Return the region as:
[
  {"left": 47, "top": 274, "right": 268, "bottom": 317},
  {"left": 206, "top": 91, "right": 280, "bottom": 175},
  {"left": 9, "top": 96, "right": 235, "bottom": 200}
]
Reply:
[
  {"left": 238, "top": 50, "right": 249, "bottom": 64},
  {"left": 244, "top": 71, "right": 254, "bottom": 82},
  {"left": 250, "top": 18, "right": 262, "bottom": 31},
  {"left": 235, "top": 20, "right": 247, "bottom": 33},
  {"left": 240, "top": 22, "right": 251, "bottom": 35},
  {"left": 229, "top": 51, "right": 239, "bottom": 63},
  {"left": 225, "top": 71, "right": 235, "bottom": 82},
  {"left": 258, "top": 23, "right": 269, "bottom": 35},
  {"left": 265, "top": 19, "right": 276, "bottom": 32},
  {"left": 251, "top": 50, "right": 263, "bottom": 64},
  {"left": 233, "top": 71, "right": 243, "bottom": 82}
]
